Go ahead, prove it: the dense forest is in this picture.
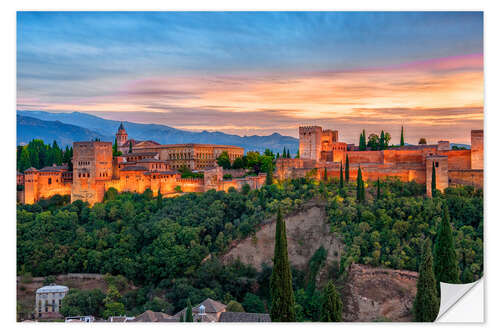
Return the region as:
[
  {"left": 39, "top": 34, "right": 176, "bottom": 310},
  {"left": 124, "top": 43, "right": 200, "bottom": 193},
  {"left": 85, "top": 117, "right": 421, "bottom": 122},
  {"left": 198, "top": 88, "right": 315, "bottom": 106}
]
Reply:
[{"left": 17, "top": 176, "right": 483, "bottom": 320}]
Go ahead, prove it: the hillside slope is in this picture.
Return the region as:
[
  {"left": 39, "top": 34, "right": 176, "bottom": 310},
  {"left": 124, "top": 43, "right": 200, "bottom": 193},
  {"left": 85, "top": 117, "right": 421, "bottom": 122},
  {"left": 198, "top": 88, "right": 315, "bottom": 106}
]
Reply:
[
  {"left": 222, "top": 201, "right": 418, "bottom": 322},
  {"left": 222, "top": 201, "right": 343, "bottom": 272}
]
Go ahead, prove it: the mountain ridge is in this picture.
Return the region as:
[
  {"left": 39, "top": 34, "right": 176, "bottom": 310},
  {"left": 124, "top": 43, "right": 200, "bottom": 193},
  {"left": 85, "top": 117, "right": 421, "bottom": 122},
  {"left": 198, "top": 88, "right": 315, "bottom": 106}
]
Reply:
[{"left": 17, "top": 110, "right": 299, "bottom": 153}]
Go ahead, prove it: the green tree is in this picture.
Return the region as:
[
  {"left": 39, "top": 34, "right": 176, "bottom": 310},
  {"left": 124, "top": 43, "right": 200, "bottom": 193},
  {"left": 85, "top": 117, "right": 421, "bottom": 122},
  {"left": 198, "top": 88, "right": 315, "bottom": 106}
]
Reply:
[
  {"left": 379, "top": 130, "right": 386, "bottom": 150},
  {"left": 319, "top": 280, "right": 343, "bottom": 322},
  {"left": 156, "top": 188, "right": 163, "bottom": 210},
  {"left": 359, "top": 130, "right": 367, "bottom": 151},
  {"left": 18, "top": 146, "right": 31, "bottom": 172},
  {"left": 400, "top": 126, "right": 405, "bottom": 146},
  {"left": 339, "top": 162, "right": 344, "bottom": 188},
  {"left": 217, "top": 151, "right": 231, "bottom": 169},
  {"left": 345, "top": 155, "right": 350, "bottom": 182},
  {"left": 283, "top": 147, "right": 287, "bottom": 158},
  {"left": 232, "top": 156, "right": 245, "bottom": 169},
  {"left": 286, "top": 149, "right": 291, "bottom": 158},
  {"left": 266, "top": 167, "right": 273, "bottom": 185},
  {"left": 356, "top": 167, "right": 365, "bottom": 202},
  {"left": 376, "top": 177, "right": 381, "bottom": 200},
  {"left": 367, "top": 133, "right": 379, "bottom": 150},
  {"left": 434, "top": 204, "right": 459, "bottom": 286},
  {"left": 128, "top": 141, "right": 133, "bottom": 153},
  {"left": 323, "top": 167, "right": 328, "bottom": 182},
  {"left": 185, "top": 298, "right": 193, "bottom": 322},
  {"left": 414, "top": 239, "right": 439, "bottom": 322},
  {"left": 226, "top": 300, "right": 245, "bottom": 312},
  {"left": 270, "top": 207, "right": 296, "bottom": 322},
  {"left": 103, "top": 301, "right": 125, "bottom": 318},
  {"left": 242, "top": 293, "right": 266, "bottom": 313},
  {"left": 431, "top": 162, "right": 437, "bottom": 196},
  {"left": 113, "top": 138, "right": 118, "bottom": 156}
]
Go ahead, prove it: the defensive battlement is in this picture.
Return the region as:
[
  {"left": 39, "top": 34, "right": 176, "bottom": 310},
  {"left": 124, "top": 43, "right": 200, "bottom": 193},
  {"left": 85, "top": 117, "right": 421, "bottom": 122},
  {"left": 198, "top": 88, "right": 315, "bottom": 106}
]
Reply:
[{"left": 299, "top": 126, "right": 322, "bottom": 133}]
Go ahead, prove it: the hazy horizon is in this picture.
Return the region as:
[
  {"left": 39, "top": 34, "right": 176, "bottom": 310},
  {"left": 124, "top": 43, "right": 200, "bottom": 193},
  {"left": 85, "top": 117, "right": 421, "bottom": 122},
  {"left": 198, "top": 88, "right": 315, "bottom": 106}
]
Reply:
[{"left": 17, "top": 12, "right": 483, "bottom": 144}]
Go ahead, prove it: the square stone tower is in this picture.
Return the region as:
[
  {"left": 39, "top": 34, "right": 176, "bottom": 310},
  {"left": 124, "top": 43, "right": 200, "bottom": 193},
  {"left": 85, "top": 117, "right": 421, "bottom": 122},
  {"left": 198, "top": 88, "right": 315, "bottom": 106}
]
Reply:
[
  {"left": 299, "top": 126, "right": 322, "bottom": 161},
  {"left": 471, "top": 130, "right": 483, "bottom": 170},
  {"left": 425, "top": 155, "right": 449, "bottom": 197},
  {"left": 71, "top": 141, "right": 113, "bottom": 204}
]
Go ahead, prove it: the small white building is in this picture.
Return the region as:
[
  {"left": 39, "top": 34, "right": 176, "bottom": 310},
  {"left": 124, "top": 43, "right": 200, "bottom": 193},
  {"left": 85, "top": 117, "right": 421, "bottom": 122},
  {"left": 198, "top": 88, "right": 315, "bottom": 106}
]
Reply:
[{"left": 35, "top": 285, "right": 69, "bottom": 318}]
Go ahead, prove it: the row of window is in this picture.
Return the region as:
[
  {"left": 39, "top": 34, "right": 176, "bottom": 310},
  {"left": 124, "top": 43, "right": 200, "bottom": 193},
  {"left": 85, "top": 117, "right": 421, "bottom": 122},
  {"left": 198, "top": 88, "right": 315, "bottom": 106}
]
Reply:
[{"left": 78, "top": 161, "right": 90, "bottom": 166}]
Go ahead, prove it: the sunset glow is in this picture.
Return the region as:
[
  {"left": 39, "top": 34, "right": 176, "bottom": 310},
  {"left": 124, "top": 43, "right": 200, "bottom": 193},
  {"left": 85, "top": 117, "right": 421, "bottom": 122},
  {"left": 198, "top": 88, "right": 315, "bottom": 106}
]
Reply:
[{"left": 17, "top": 12, "right": 483, "bottom": 144}]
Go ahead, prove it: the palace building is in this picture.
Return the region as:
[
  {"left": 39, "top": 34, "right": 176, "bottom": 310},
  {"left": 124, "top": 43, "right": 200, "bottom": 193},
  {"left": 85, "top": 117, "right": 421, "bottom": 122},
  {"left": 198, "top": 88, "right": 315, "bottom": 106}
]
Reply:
[{"left": 20, "top": 124, "right": 261, "bottom": 205}]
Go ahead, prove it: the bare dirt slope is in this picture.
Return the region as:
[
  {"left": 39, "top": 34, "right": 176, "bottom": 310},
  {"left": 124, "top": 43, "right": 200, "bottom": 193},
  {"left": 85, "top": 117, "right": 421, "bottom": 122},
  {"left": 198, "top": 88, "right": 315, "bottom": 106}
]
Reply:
[
  {"left": 341, "top": 264, "right": 418, "bottom": 322},
  {"left": 222, "top": 201, "right": 343, "bottom": 272}
]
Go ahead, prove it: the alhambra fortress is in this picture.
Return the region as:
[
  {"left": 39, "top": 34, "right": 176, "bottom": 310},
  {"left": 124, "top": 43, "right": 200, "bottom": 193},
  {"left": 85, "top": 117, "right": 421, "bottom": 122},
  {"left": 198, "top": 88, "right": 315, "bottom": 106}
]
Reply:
[{"left": 18, "top": 124, "right": 483, "bottom": 205}]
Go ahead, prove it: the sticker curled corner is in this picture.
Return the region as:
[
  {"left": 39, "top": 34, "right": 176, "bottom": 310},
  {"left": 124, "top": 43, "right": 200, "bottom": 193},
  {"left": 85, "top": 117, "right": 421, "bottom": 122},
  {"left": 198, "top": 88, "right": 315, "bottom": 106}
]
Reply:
[{"left": 435, "top": 278, "right": 484, "bottom": 323}]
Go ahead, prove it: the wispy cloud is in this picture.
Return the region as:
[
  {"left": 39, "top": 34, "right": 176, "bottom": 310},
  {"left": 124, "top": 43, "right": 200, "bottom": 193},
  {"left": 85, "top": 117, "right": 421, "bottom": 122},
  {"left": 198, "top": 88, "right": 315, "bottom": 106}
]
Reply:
[{"left": 17, "top": 12, "right": 483, "bottom": 143}]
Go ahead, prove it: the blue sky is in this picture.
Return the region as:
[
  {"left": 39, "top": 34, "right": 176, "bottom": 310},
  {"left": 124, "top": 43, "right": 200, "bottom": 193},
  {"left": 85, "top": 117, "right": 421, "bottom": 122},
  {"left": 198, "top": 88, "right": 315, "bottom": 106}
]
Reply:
[{"left": 17, "top": 12, "right": 483, "bottom": 143}]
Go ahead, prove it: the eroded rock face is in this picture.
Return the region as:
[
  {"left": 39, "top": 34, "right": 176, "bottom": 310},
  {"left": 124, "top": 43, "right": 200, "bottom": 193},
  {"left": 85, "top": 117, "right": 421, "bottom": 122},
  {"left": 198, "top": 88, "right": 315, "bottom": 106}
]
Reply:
[
  {"left": 222, "top": 202, "right": 343, "bottom": 271},
  {"left": 342, "top": 264, "right": 418, "bottom": 322}
]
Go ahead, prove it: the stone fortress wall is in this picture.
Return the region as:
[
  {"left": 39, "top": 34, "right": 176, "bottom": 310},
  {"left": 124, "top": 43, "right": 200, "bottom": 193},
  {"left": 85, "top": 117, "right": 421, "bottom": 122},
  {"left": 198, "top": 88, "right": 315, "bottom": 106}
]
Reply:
[
  {"left": 19, "top": 124, "right": 483, "bottom": 205},
  {"left": 277, "top": 126, "right": 483, "bottom": 196}
]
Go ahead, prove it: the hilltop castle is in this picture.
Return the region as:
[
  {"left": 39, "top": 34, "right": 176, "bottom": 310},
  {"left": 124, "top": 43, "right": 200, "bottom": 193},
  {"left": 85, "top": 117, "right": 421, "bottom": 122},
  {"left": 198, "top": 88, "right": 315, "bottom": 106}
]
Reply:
[
  {"left": 21, "top": 124, "right": 262, "bottom": 205},
  {"left": 19, "top": 124, "right": 483, "bottom": 205},
  {"left": 277, "top": 126, "right": 483, "bottom": 196}
]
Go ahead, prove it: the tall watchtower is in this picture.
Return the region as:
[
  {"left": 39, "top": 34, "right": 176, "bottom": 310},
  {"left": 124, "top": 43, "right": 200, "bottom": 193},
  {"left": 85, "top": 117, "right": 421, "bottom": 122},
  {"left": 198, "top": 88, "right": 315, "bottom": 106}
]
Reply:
[
  {"left": 471, "top": 130, "right": 483, "bottom": 170},
  {"left": 71, "top": 141, "right": 113, "bottom": 204},
  {"left": 116, "top": 123, "right": 128, "bottom": 148},
  {"left": 299, "top": 126, "right": 322, "bottom": 161}
]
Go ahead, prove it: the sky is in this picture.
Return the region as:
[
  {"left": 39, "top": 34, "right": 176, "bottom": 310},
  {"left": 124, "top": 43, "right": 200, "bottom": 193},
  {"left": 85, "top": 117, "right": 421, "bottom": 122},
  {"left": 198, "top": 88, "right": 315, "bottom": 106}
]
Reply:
[{"left": 17, "top": 12, "right": 483, "bottom": 144}]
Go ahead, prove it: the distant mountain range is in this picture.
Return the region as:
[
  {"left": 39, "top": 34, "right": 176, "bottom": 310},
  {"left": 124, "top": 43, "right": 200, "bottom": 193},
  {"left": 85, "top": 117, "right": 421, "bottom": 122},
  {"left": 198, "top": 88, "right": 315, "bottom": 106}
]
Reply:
[
  {"left": 17, "top": 110, "right": 299, "bottom": 153},
  {"left": 17, "top": 115, "right": 113, "bottom": 147}
]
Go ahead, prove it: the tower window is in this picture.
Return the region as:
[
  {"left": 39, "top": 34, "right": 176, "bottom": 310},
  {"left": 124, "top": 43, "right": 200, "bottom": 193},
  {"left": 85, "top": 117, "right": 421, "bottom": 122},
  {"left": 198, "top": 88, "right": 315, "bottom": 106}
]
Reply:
[
  {"left": 48, "top": 178, "right": 52, "bottom": 185},
  {"left": 435, "top": 162, "right": 439, "bottom": 168}
]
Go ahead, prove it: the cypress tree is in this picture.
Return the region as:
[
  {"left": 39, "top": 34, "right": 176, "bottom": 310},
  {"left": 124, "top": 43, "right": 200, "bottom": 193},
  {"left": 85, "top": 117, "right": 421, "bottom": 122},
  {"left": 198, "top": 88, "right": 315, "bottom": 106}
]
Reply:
[
  {"left": 359, "top": 130, "right": 367, "bottom": 151},
  {"left": 434, "top": 204, "right": 459, "bottom": 287},
  {"left": 379, "top": 130, "right": 385, "bottom": 150},
  {"left": 356, "top": 167, "right": 364, "bottom": 202},
  {"left": 283, "top": 147, "right": 287, "bottom": 158},
  {"left": 270, "top": 207, "right": 296, "bottom": 322},
  {"left": 364, "top": 130, "right": 367, "bottom": 150},
  {"left": 339, "top": 162, "right": 344, "bottom": 188},
  {"left": 431, "top": 162, "right": 437, "bottom": 197},
  {"left": 320, "top": 280, "right": 343, "bottom": 322},
  {"left": 287, "top": 149, "right": 291, "bottom": 158},
  {"left": 376, "top": 177, "right": 381, "bottom": 200},
  {"left": 128, "top": 141, "right": 133, "bottom": 153},
  {"left": 185, "top": 298, "right": 193, "bottom": 322},
  {"left": 414, "top": 239, "right": 439, "bottom": 322},
  {"left": 276, "top": 152, "right": 280, "bottom": 159},
  {"left": 296, "top": 150, "right": 300, "bottom": 158},
  {"left": 156, "top": 188, "right": 163, "bottom": 210},
  {"left": 266, "top": 167, "right": 273, "bottom": 185},
  {"left": 400, "top": 126, "right": 405, "bottom": 146},
  {"left": 345, "top": 155, "right": 350, "bottom": 182},
  {"left": 113, "top": 138, "right": 118, "bottom": 156},
  {"left": 323, "top": 167, "right": 328, "bottom": 182}
]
